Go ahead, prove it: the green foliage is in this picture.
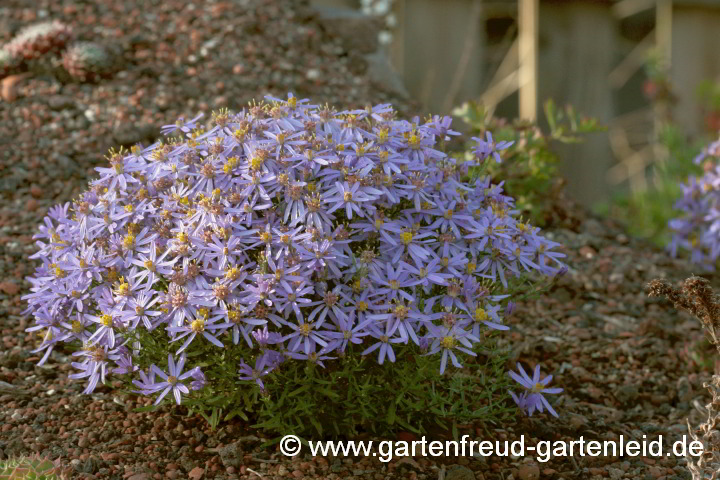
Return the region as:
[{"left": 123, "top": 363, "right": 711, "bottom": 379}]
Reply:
[
  {"left": 452, "top": 99, "right": 603, "bottom": 226},
  {"left": 697, "top": 80, "right": 720, "bottom": 112},
  {"left": 121, "top": 320, "right": 517, "bottom": 440},
  {"left": 118, "top": 264, "right": 565, "bottom": 440},
  {"left": 0, "top": 455, "right": 67, "bottom": 480},
  {"left": 594, "top": 124, "right": 705, "bottom": 247}
]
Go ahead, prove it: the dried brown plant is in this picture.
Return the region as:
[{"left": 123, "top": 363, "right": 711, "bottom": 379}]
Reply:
[{"left": 649, "top": 276, "right": 720, "bottom": 479}]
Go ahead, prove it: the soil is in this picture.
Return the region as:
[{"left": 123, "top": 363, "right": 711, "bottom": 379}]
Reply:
[{"left": 0, "top": 1, "right": 715, "bottom": 479}]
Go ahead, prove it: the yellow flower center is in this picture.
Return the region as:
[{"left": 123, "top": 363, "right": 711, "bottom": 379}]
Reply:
[
  {"left": 474, "top": 308, "right": 488, "bottom": 322},
  {"left": 441, "top": 336, "right": 455, "bottom": 349},
  {"left": 299, "top": 323, "right": 312, "bottom": 336},
  {"left": 191, "top": 318, "right": 205, "bottom": 333},
  {"left": 357, "top": 301, "right": 368, "bottom": 312},
  {"left": 101, "top": 314, "right": 113, "bottom": 327},
  {"left": 400, "top": 232, "right": 413, "bottom": 245}
]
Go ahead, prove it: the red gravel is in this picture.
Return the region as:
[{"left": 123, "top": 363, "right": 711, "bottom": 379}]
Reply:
[{"left": 0, "top": 0, "right": 713, "bottom": 479}]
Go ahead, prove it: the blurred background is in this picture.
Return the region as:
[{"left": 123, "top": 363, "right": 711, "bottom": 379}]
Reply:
[{"left": 312, "top": 0, "right": 720, "bottom": 232}]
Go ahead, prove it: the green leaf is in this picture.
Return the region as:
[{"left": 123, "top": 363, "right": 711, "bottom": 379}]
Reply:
[
  {"left": 386, "top": 400, "right": 397, "bottom": 425},
  {"left": 133, "top": 405, "right": 158, "bottom": 413}
]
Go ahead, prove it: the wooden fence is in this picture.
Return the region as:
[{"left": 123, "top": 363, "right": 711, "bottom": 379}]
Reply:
[{"left": 311, "top": 0, "right": 720, "bottom": 207}]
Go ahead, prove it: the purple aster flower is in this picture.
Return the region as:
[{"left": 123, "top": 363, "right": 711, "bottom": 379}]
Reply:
[
  {"left": 472, "top": 131, "right": 514, "bottom": 164},
  {"left": 188, "top": 367, "right": 206, "bottom": 391},
  {"left": 150, "top": 354, "right": 194, "bottom": 405},
  {"left": 424, "top": 324, "right": 479, "bottom": 374},
  {"left": 361, "top": 321, "right": 404, "bottom": 365},
  {"left": 508, "top": 363, "right": 563, "bottom": 417},
  {"left": 166, "top": 310, "right": 232, "bottom": 354},
  {"left": 324, "top": 311, "right": 372, "bottom": 351},
  {"left": 238, "top": 356, "right": 275, "bottom": 389}
]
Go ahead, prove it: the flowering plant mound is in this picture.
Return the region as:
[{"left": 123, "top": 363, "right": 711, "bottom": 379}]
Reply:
[
  {"left": 668, "top": 136, "right": 720, "bottom": 269},
  {"left": 22, "top": 94, "right": 566, "bottom": 436}
]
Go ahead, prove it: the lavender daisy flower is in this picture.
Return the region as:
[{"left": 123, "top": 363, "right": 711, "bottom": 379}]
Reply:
[
  {"left": 238, "top": 356, "right": 275, "bottom": 389},
  {"left": 150, "top": 354, "right": 194, "bottom": 405},
  {"left": 361, "top": 320, "right": 404, "bottom": 365},
  {"left": 472, "top": 131, "right": 514, "bottom": 164},
  {"left": 424, "top": 325, "right": 479, "bottom": 374},
  {"left": 121, "top": 291, "right": 163, "bottom": 330},
  {"left": 324, "top": 311, "right": 372, "bottom": 351},
  {"left": 188, "top": 367, "right": 206, "bottom": 391},
  {"left": 167, "top": 310, "right": 232, "bottom": 354},
  {"left": 508, "top": 363, "right": 563, "bottom": 417}
]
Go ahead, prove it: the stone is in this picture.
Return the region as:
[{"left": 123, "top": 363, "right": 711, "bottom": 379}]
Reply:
[
  {"left": 517, "top": 464, "right": 540, "bottom": 480},
  {"left": 47, "top": 95, "right": 76, "bottom": 111},
  {"left": 217, "top": 441, "right": 244, "bottom": 468},
  {"left": 445, "top": 465, "right": 475, "bottom": 480},
  {"left": 128, "top": 474, "right": 151, "bottom": 480},
  {"left": 0, "top": 281, "right": 20, "bottom": 295},
  {"left": 314, "top": 6, "right": 381, "bottom": 54},
  {"left": 1, "top": 73, "right": 30, "bottom": 102},
  {"left": 188, "top": 467, "right": 204, "bottom": 479},
  {"left": 615, "top": 384, "right": 639, "bottom": 406}
]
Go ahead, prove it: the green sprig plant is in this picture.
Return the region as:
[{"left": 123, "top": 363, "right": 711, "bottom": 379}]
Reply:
[
  {"left": 595, "top": 124, "right": 705, "bottom": 247},
  {"left": 452, "top": 99, "right": 603, "bottom": 227}
]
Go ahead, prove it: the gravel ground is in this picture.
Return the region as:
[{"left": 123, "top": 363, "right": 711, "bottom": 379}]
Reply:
[{"left": 0, "top": 1, "right": 716, "bottom": 479}]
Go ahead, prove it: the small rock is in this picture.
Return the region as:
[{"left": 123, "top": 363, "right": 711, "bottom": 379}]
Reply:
[
  {"left": 128, "top": 474, "right": 150, "bottom": 480},
  {"left": 445, "top": 465, "right": 475, "bottom": 480},
  {"left": 78, "top": 437, "right": 89, "bottom": 448},
  {"left": 615, "top": 384, "right": 639, "bottom": 406},
  {"left": 1, "top": 73, "right": 30, "bottom": 102},
  {"left": 80, "top": 456, "right": 102, "bottom": 474},
  {"left": 607, "top": 467, "right": 624, "bottom": 479},
  {"left": 278, "top": 465, "right": 289, "bottom": 476},
  {"left": 217, "top": 441, "right": 244, "bottom": 468},
  {"left": 188, "top": 467, "right": 204, "bottom": 480},
  {"left": 648, "top": 465, "right": 665, "bottom": 478},
  {"left": 47, "top": 95, "right": 76, "bottom": 111},
  {"left": 0, "top": 282, "right": 20, "bottom": 296},
  {"left": 517, "top": 464, "right": 540, "bottom": 480}
]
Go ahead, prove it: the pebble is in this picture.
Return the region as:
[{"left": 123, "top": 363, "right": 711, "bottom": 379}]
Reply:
[
  {"left": 517, "top": 464, "right": 540, "bottom": 480},
  {"left": 445, "top": 465, "right": 475, "bottom": 480}
]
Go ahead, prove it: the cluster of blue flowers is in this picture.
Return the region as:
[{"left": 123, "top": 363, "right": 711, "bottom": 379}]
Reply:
[
  {"left": 22, "top": 93, "right": 564, "bottom": 414},
  {"left": 668, "top": 137, "right": 720, "bottom": 270}
]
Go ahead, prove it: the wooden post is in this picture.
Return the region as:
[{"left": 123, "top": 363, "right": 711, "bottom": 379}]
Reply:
[
  {"left": 518, "top": 0, "right": 539, "bottom": 121},
  {"left": 656, "top": 0, "right": 672, "bottom": 66}
]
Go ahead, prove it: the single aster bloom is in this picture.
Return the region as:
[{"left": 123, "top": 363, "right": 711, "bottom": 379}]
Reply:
[
  {"left": 508, "top": 363, "right": 563, "bottom": 417},
  {"left": 472, "top": 131, "right": 514, "bottom": 164},
  {"left": 150, "top": 354, "right": 194, "bottom": 405}
]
